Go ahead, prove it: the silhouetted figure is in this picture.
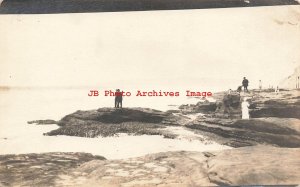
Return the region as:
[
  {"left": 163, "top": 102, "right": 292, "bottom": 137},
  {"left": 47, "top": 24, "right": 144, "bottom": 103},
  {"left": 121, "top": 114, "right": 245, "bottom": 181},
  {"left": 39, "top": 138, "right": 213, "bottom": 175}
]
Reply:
[
  {"left": 242, "top": 77, "right": 249, "bottom": 92},
  {"left": 115, "top": 89, "right": 123, "bottom": 108}
]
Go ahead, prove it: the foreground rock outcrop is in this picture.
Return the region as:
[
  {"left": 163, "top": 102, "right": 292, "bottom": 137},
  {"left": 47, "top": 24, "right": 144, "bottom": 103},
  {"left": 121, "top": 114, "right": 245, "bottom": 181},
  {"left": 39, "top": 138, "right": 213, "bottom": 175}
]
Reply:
[
  {"left": 1, "top": 146, "right": 299, "bottom": 186},
  {"left": 0, "top": 152, "right": 105, "bottom": 186},
  {"left": 206, "top": 146, "right": 300, "bottom": 186},
  {"left": 57, "top": 146, "right": 300, "bottom": 186}
]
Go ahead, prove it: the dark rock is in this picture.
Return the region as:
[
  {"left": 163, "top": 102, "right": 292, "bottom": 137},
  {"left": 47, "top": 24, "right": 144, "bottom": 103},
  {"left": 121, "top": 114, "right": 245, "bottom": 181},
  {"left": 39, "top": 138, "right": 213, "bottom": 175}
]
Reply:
[
  {"left": 249, "top": 90, "right": 300, "bottom": 119},
  {"left": 39, "top": 107, "right": 186, "bottom": 138},
  {"left": 213, "top": 93, "right": 241, "bottom": 119},
  {"left": 59, "top": 108, "right": 168, "bottom": 125},
  {"left": 187, "top": 118, "right": 300, "bottom": 148},
  {"left": 250, "top": 107, "right": 300, "bottom": 119},
  {"left": 179, "top": 100, "right": 217, "bottom": 113},
  {"left": 194, "top": 102, "right": 217, "bottom": 113}
]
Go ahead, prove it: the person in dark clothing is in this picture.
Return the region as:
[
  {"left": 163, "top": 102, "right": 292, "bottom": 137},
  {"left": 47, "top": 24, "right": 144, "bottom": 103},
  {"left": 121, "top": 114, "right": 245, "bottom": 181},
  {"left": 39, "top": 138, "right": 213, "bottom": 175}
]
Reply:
[
  {"left": 242, "top": 77, "right": 249, "bottom": 92},
  {"left": 115, "top": 89, "right": 123, "bottom": 108}
]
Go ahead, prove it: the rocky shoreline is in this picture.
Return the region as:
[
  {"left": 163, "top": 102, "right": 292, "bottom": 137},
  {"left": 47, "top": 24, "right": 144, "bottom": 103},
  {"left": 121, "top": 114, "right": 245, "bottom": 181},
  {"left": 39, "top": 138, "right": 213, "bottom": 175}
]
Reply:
[
  {"left": 27, "top": 89, "right": 300, "bottom": 148},
  {"left": 1, "top": 89, "right": 299, "bottom": 186}
]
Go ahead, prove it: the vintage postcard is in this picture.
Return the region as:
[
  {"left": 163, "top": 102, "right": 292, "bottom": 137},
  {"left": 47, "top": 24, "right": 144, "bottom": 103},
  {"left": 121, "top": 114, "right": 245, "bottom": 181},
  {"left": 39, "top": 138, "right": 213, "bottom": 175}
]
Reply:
[{"left": 0, "top": 1, "right": 299, "bottom": 186}]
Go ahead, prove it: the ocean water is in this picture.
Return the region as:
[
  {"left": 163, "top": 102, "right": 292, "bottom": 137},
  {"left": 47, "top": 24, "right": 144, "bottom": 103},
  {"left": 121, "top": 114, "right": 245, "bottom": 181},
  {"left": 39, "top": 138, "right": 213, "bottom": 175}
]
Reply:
[{"left": 0, "top": 88, "right": 230, "bottom": 159}]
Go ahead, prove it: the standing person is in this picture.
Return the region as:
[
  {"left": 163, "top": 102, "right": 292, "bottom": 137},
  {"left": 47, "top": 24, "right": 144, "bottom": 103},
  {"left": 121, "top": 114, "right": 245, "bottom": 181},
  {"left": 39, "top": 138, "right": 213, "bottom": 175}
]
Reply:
[
  {"left": 242, "top": 97, "right": 250, "bottom": 119},
  {"left": 242, "top": 77, "right": 249, "bottom": 92},
  {"left": 115, "top": 89, "right": 123, "bottom": 108}
]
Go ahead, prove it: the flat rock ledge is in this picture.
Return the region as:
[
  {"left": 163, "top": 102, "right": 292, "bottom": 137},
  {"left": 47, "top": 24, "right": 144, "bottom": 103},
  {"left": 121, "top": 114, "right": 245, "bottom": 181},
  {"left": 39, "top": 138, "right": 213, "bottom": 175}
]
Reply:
[{"left": 1, "top": 146, "right": 299, "bottom": 186}]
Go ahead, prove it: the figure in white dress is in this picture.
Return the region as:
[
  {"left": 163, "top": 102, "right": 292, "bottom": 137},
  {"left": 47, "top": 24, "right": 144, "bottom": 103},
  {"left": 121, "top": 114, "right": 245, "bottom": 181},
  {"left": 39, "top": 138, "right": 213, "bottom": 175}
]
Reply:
[{"left": 242, "top": 98, "right": 250, "bottom": 119}]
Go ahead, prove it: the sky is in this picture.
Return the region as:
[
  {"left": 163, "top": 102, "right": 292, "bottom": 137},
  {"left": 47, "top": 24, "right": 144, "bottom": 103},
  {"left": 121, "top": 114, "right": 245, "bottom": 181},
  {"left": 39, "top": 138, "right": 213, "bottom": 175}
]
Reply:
[{"left": 0, "top": 5, "right": 300, "bottom": 91}]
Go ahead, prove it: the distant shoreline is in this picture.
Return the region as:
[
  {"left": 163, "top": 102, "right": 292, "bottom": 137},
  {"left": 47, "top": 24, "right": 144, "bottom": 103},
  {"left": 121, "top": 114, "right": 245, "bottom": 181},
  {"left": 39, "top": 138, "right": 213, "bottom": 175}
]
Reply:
[{"left": 0, "top": 86, "right": 97, "bottom": 90}]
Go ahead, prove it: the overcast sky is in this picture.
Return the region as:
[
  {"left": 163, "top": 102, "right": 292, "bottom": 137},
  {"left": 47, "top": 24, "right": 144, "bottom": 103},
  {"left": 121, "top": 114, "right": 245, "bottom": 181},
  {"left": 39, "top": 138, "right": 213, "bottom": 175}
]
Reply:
[{"left": 0, "top": 5, "right": 299, "bottom": 91}]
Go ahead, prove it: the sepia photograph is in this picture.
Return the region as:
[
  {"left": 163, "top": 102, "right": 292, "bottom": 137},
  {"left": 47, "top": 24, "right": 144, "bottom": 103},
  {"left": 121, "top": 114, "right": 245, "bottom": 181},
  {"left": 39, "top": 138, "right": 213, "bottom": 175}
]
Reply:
[{"left": 0, "top": 2, "right": 300, "bottom": 187}]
